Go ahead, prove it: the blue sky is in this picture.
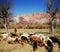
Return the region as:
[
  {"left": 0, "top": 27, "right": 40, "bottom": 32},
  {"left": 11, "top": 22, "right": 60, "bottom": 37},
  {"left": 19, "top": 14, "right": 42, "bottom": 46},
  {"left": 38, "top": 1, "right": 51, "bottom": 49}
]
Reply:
[
  {"left": 12, "top": 0, "right": 46, "bottom": 16},
  {"left": 0, "top": 0, "right": 60, "bottom": 16}
]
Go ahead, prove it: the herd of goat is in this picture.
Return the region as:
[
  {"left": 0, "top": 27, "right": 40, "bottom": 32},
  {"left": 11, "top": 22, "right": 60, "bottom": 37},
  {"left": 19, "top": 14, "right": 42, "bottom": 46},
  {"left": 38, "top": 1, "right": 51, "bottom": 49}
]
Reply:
[{"left": 0, "top": 32, "right": 60, "bottom": 52}]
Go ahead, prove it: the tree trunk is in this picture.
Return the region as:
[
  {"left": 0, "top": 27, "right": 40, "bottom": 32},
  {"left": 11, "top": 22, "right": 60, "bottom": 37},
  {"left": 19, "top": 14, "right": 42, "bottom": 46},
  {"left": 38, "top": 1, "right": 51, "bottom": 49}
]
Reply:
[
  {"left": 54, "top": 19, "right": 57, "bottom": 28},
  {"left": 4, "top": 17, "right": 8, "bottom": 33},
  {"left": 49, "top": 19, "right": 54, "bottom": 34}
]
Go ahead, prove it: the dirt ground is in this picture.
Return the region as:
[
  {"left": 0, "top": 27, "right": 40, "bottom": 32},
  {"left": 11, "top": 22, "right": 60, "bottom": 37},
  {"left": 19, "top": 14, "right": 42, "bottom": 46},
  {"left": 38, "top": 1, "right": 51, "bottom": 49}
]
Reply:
[{"left": 0, "top": 40, "right": 60, "bottom": 52}]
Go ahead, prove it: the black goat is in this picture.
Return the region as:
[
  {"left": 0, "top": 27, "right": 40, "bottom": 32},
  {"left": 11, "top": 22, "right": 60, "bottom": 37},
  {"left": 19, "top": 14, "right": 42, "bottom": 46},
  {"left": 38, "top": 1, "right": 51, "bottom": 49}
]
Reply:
[
  {"left": 21, "top": 36, "right": 29, "bottom": 43},
  {"left": 45, "top": 40, "right": 53, "bottom": 52},
  {"left": 49, "top": 36, "right": 60, "bottom": 48}
]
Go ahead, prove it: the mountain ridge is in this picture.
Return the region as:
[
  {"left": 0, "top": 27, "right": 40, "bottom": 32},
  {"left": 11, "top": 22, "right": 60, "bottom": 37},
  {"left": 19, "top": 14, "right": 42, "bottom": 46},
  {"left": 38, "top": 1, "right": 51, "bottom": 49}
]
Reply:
[{"left": 10, "top": 12, "right": 60, "bottom": 24}]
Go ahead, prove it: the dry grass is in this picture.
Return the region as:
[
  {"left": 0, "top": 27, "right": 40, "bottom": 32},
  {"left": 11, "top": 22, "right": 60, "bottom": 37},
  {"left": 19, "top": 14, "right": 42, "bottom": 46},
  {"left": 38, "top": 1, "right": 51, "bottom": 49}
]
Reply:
[
  {"left": 0, "top": 40, "right": 60, "bottom": 52},
  {"left": 0, "top": 29, "right": 49, "bottom": 33}
]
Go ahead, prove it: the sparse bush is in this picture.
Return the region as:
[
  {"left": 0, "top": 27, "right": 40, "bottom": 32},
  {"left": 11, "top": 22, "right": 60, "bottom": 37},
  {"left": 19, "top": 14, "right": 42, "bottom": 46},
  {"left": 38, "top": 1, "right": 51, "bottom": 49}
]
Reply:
[{"left": 7, "top": 23, "right": 50, "bottom": 29}]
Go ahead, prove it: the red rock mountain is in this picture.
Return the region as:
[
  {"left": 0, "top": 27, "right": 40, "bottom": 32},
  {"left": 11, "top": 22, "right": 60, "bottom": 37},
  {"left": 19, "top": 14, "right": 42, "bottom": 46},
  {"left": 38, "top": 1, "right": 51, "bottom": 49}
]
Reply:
[{"left": 10, "top": 13, "right": 60, "bottom": 24}]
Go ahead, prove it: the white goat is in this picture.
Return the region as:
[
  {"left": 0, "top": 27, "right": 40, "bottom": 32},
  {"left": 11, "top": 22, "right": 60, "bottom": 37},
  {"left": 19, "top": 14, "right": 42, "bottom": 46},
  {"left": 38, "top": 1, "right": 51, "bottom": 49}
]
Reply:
[
  {"left": 2, "top": 33, "right": 8, "bottom": 39},
  {"left": 7, "top": 36, "right": 18, "bottom": 44},
  {"left": 38, "top": 33, "right": 46, "bottom": 42},
  {"left": 21, "top": 33, "right": 29, "bottom": 39}
]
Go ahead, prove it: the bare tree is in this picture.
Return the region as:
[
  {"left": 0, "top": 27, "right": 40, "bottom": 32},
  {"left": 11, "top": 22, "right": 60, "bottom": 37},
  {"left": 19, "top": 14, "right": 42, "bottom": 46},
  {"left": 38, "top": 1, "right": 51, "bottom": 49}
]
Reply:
[
  {"left": 46, "top": 0, "right": 59, "bottom": 34},
  {"left": 0, "top": 0, "right": 12, "bottom": 33}
]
